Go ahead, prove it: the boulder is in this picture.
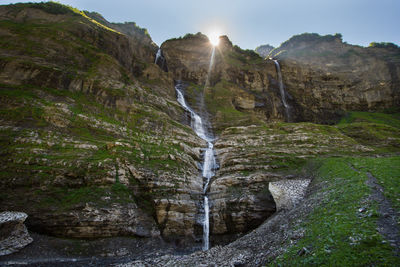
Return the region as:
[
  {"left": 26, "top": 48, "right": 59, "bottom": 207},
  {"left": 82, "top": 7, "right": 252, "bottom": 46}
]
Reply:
[
  {"left": 0, "top": 211, "right": 33, "bottom": 256},
  {"left": 269, "top": 179, "right": 311, "bottom": 210}
]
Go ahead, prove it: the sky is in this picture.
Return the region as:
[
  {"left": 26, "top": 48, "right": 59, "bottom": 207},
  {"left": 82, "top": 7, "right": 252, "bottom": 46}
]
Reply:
[{"left": 2, "top": 0, "right": 399, "bottom": 49}]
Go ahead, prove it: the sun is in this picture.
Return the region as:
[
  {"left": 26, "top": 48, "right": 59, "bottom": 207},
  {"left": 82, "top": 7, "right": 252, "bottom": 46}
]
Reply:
[{"left": 207, "top": 31, "right": 220, "bottom": 46}]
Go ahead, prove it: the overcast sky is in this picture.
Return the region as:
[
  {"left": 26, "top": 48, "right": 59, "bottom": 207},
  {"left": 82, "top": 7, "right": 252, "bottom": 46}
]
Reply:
[{"left": 2, "top": 0, "right": 399, "bottom": 49}]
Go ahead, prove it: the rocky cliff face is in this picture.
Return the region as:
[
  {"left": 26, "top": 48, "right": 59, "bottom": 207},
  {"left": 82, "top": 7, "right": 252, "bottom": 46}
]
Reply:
[
  {"left": 163, "top": 32, "right": 399, "bottom": 128},
  {"left": 1, "top": 3, "right": 399, "bottom": 256},
  {"left": 161, "top": 34, "right": 292, "bottom": 131},
  {"left": 84, "top": 11, "right": 157, "bottom": 51},
  {"left": 0, "top": 3, "right": 206, "bottom": 242},
  {"left": 269, "top": 33, "right": 400, "bottom": 123},
  {"left": 159, "top": 34, "right": 400, "bottom": 241},
  {"left": 207, "top": 120, "right": 400, "bottom": 238}
]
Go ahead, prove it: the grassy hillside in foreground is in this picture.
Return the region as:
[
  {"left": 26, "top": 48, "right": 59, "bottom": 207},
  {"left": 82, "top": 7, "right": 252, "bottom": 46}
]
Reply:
[
  {"left": 270, "top": 110, "right": 399, "bottom": 265},
  {"left": 277, "top": 113, "right": 400, "bottom": 266},
  {"left": 272, "top": 156, "right": 400, "bottom": 266}
]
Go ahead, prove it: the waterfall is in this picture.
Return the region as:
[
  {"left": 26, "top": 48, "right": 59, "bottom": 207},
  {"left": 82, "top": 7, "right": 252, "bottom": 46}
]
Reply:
[
  {"left": 154, "top": 48, "right": 167, "bottom": 72},
  {"left": 154, "top": 48, "right": 161, "bottom": 64},
  {"left": 203, "top": 196, "right": 209, "bottom": 250},
  {"left": 273, "top": 60, "right": 291, "bottom": 122},
  {"left": 175, "top": 82, "right": 217, "bottom": 251}
]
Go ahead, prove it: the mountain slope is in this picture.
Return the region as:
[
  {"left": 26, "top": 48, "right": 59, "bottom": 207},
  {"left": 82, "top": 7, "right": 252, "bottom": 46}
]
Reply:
[
  {"left": 0, "top": 3, "right": 399, "bottom": 265},
  {"left": 0, "top": 2, "right": 205, "bottom": 240},
  {"left": 162, "top": 33, "right": 400, "bottom": 128},
  {"left": 269, "top": 33, "right": 400, "bottom": 123}
]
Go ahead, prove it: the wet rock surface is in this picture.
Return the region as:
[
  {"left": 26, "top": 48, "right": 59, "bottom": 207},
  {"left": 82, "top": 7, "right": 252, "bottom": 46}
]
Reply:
[
  {"left": 209, "top": 172, "right": 277, "bottom": 235},
  {"left": 0, "top": 212, "right": 33, "bottom": 256}
]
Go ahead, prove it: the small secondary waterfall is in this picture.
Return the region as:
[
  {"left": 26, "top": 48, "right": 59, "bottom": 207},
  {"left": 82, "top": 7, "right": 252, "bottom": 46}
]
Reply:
[
  {"left": 155, "top": 48, "right": 167, "bottom": 71},
  {"left": 273, "top": 60, "right": 291, "bottom": 122},
  {"left": 155, "top": 48, "right": 162, "bottom": 63},
  {"left": 175, "top": 82, "right": 217, "bottom": 251}
]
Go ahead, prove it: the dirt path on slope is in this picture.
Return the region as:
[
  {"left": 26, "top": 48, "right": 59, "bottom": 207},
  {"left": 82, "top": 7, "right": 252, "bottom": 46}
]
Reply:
[{"left": 365, "top": 172, "right": 400, "bottom": 255}]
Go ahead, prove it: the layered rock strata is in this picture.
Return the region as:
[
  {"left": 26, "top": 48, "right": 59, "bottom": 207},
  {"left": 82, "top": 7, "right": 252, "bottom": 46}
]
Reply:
[
  {"left": 1, "top": 2, "right": 400, "bottom": 247},
  {"left": 270, "top": 33, "right": 400, "bottom": 123},
  {"left": 0, "top": 3, "right": 204, "bottom": 241},
  {"left": 162, "top": 33, "right": 400, "bottom": 129},
  {"left": 161, "top": 34, "right": 290, "bottom": 130}
]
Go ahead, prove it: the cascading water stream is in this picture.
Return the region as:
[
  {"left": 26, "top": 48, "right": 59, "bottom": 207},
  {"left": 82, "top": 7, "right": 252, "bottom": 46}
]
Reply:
[
  {"left": 154, "top": 48, "right": 167, "bottom": 71},
  {"left": 273, "top": 60, "right": 291, "bottom": 122},
  {"left": 175, "top": 82, "right": 216, "bottom": 251},
  {"left": 203, "top": 195, "right": 209, "bottom": 250},
  {"left": 155, "top": 48, "right": 162, "bottom": 64}
]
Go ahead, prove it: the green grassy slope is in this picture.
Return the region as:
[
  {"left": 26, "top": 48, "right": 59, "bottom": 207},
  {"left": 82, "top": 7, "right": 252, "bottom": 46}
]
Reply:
[{"left": 273, "top": 156, "right": 400, "bottom": 266}]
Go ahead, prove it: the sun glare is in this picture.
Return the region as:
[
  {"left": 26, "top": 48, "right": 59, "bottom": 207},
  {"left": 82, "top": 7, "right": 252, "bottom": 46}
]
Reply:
[{"left": 208, "top": 31, "right": 220, "bottom": 46}]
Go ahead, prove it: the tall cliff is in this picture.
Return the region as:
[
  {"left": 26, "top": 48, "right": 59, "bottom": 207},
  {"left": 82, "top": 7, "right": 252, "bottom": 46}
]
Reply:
[
  {"left": 269, "top": 33, "right": 400, "bottom": 123},
  {"left": 84, "top": 11, "right": 157, "bottom": 50},
  {"left": 0, "top": 2, "right": 206, "bottom": 242},
  {"left": 162, "top": 33, "right": 399, "bottom": 129},
  {"left": 161, "top": 33, "right": 291, "bottom": 132}
]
